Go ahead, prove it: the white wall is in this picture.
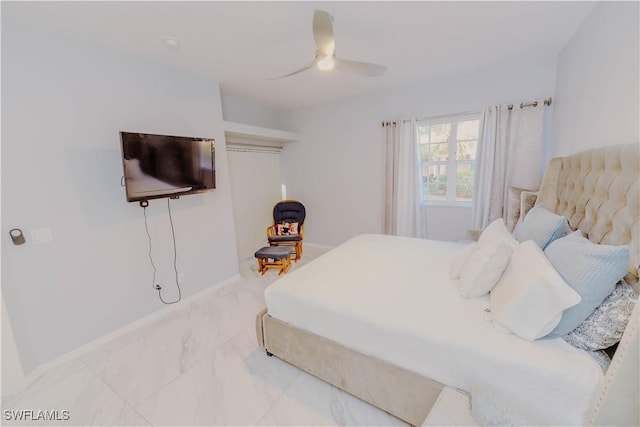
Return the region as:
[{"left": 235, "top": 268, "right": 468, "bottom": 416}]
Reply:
[
  {"left": 220, "top": 92, "right": 281, "bottom": 128},
  {"left": 2, "top": 295, "right": 25, "bottom": 396},
  {"left": 552, "top": 2, "right": 639, "bottom": 156},
  {"left": 1, "top": 23, "right": 238, "bottom": 374},
  {"left": 279, "top": 59, "right": 557, "bottom": 246}
]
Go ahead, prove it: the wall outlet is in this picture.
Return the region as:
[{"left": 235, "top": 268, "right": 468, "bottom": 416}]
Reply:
[{"left": 31, "top": 228, "right": 53, "bottom": 245}]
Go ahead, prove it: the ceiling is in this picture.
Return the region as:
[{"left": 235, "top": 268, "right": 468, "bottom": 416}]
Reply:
[{"left": 3, "top": 1, "right": 596, "bottom": 111}]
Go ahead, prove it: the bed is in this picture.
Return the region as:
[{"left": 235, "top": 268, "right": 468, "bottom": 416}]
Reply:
[{"left": 256, "top": 144, "right": 639, "bottom": 426}]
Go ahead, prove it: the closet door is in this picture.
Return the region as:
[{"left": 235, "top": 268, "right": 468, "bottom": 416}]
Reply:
[{"left": 227, "top": 147, "right": 282, "bottom": 260}]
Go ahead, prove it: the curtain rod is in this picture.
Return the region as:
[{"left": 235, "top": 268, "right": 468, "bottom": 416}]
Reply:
[
  {"left": 509, "top": 97, "right": 552, "bottom": 110},
  {"left": 381, "top": 109, "right": 482, "bottom": 127},
  {"left": 382, "top": 97, "right": 551, "bottom": 127}
]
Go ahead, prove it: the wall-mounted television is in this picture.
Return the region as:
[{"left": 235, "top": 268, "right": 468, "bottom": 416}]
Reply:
[{"left": 120, "top": 132, "right": 215, "bottom": 202}]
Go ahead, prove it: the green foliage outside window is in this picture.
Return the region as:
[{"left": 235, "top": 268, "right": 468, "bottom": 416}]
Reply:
[{"left": 423, "top": 169, "right": 474, "bottom": 201}]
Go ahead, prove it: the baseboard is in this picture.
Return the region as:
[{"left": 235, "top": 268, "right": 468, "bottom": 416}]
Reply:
[{"left": 19, "top": 273, "right": 241, "bottom": 392}]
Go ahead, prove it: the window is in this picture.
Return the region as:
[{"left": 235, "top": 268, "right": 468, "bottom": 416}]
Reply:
[{"left": 417, "top": 113, "right": 481, "bottom": 205}]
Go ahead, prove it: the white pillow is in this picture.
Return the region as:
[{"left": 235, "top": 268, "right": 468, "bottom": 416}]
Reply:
[
  {"left": 478, "top": 219, "right": 518, "bottom": 251},
  {"left": 455, "top": 219, "right": 518, "bottom": 297},
  {"left": 450, "top": 243, "right": 479, "bottom": 280},
  {"left": 459, "top": 242, "right": 512, "bottom": 298},
  {"left": 490, "top": 241, "right": 581, "bottom": 341}
]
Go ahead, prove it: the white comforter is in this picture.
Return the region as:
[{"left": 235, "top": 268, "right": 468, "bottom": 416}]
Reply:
[{"left": 265, "top": 234, "right": 603, "bottom": 426}]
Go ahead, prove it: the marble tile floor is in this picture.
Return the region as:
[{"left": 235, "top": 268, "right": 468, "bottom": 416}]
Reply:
[{"left": 2, "top": 246, "right": 407, "bottom": 427}]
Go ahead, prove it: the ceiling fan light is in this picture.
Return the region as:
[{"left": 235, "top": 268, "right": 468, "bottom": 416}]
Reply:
[{"left": 317, "top": 55, "right": 335, "bottom": 71}]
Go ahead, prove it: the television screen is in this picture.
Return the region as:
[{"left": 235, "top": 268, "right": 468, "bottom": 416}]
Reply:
[{"left": 120, "top": 132, "right": 215, "bottom": 202}]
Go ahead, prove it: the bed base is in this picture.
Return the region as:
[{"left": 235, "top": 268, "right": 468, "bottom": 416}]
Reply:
[{"left": 256, "top": 308, "right": 444, "bottom": 427}]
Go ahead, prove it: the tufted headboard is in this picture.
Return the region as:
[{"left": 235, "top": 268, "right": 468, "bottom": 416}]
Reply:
[{"left": 535, "top": 144, "right": 639, "bottom": 287}]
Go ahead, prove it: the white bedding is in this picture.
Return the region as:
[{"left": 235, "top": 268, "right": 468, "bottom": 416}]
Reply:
[{"left": 265, "top": 234, "right": 604, "bottom": 426}]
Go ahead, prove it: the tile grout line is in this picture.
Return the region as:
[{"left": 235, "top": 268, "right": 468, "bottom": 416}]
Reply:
[
  {"left": 1, "top": 360, "right": 87, "bottom": 411},
  {"left": 129, "top": 338, "right": 237, "bottom": 415},
  {"left": 252, "top": 365, "right": 304, "bottom": 427},
  {"left": 78, "top": 321, "right": 233, "bottom": 425},
  {"left": 5, "top": 248, "right": 330, "bottom": 426},
  {"left": 79, "top": 358, "right": 155, "bottom": 426},
  {"left": 90, "top": 287, "right": 256, "bottom": 415},
  {"left": 244, "top": 247, "right": 332, "bottom": 426}
]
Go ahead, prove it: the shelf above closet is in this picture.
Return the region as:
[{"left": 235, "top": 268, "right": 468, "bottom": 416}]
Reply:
[{"left": 223, "top": 121, "right": 299, "bottom": 144}]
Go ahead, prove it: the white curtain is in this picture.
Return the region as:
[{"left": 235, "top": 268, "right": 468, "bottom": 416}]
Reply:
[
  {"left": 383, "top": 123, "right": 398, "bottom": 234},
  {"left": 471, "top": 100, "right": 545, "bottom": 230},
  {"left": 227, "top": 148, "right": 282, "bottom": 260},
  {"left": 384, "top": 119, "right": 427, "bottom": 238}
]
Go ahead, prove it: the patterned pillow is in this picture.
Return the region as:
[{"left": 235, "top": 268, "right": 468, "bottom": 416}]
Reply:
[
  {"left": 563, "top": 281, "right": 638, "bottom": 351},
  {"left": 288, "top": 222, "right": 299, "bottom": 235},
  {"left": 276, "top": 222, "right": 299, "bottom": 236}
]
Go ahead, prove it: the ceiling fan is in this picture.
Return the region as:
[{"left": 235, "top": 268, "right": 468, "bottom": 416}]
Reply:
[{"left": 273, "top": 10, "right": 387, "bottom": 79}]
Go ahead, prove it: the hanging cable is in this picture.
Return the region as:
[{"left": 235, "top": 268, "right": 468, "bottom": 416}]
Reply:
[
  {"left": 142, "top": 203, "right": 158, "bottom": 293},
  {"left": 141, "top": 199, "right": 182, "bottom": 305},
  {"left": 157, "top": 197, "right": 182, "bottom": 304}
]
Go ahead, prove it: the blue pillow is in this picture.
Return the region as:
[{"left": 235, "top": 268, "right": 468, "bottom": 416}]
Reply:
[
  {"left": 544, "top": 231, "right": 629, "bottom": 337},
  {"left": 513, "top": 206, "right": 569, "bottom": 249}
]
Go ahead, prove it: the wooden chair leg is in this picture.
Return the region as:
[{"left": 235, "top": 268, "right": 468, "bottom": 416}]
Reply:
[{"left": 285, "top": 256, "right": 291, "bottom": 273}]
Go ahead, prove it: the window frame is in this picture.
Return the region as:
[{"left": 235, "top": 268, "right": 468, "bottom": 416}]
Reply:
[{"left": 416, "top": 111, "right": 482, "bottom": 206}]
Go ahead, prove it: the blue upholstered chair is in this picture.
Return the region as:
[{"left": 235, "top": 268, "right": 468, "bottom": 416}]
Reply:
[{"left": 266, "top": 200, "right": 306, "bottom": 261}]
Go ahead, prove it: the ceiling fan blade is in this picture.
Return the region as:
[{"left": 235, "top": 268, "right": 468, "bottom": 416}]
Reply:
[
  {"left": 313, "top": 10, "right": 335, "bottom": 56},
  {"left": 334, "top": 58, "right": 387, "bottom": 77},
  {"left": 268, "top": 61, "right": 317, "bottom": 80}
]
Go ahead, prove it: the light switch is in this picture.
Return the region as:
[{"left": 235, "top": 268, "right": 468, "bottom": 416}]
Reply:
[{"left": 31, "top": 228, "right": 53, "bottom": 244}]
